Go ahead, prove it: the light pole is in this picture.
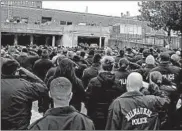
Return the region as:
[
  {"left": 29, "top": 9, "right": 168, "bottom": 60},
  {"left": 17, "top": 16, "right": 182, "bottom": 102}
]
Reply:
[{"left": 99, "top": 22, "right": 102, "bottom": 48}]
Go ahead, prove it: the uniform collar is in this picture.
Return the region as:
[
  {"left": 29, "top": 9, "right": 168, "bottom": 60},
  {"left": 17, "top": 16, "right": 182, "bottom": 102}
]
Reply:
[
  {"left": 119, "top": 91, "right": 144, "bottom": 98},
  {"left": 44, "top": 106, "right": 77, "bottom": 116}
]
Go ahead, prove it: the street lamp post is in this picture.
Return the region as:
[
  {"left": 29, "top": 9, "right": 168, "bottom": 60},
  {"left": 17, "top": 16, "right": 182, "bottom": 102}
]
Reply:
[{"left": 99, "top": 22, "right": 102, "bottom": 48}]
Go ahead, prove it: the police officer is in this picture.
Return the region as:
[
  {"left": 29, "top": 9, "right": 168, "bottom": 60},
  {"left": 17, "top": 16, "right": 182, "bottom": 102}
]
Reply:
[
  {"left": 1, "top": 59, "right": 48, "bottom": 130},
  {"left": 105, "top": 72, "right": 170, "bottom": 130},
  {"left": 29, "top": 77, "right": 94, "bottom": 130},
  {"left": 150, "top": 52, "right": 182, "bottom": 129},
  {"left": 86, "top": 56, "right": 125, "bottom": 130}
]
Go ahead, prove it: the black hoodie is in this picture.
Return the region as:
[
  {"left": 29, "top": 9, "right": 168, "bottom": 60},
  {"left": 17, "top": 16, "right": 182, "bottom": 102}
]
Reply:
[{"left": 86, "top": 71, "right": 126, "bottom": 129}]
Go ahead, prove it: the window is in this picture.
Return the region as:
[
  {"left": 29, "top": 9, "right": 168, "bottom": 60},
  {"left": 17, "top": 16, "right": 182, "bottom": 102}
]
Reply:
[
  {"left": 21, "top": 17, "right": 28, "bottom": 24},
  {"left": 60, "top": 21, "right": 66, "bottom": 25},
  {"left": 13, "top": 16, "right": 20, "bottom": 23},
  {"left": 78, "top": 23, "right": 86, "bottom": 26},
  {"left": 41, "top": 17, "right": 52, "bottom": 24},
  {"left": 67, "top": 22, "right": 72, "bottom": 25},
  {"left": 1, "top": 1, "right": 5, "bottom": 5}
]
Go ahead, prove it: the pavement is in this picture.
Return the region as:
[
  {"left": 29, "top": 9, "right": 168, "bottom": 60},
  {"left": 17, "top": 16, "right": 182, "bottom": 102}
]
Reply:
[{"left": 30, "top": 101, "right": 43, "bottom": 124}]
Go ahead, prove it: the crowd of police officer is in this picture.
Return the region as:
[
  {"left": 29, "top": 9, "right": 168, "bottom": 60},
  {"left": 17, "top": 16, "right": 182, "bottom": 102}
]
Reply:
[{"left": 1, "top": 45, "right": 182, "bottom": 130}]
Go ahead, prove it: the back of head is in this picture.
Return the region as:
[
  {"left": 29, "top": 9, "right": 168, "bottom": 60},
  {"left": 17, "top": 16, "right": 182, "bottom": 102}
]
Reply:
[
  {"left": 72, "top": 55, "right": 80, "bottom": 63},
  {"left": 50, "top": 77, "right": 72, "bottom": 101},
  {"left": 145, "top": 55, "right": 155, "bottom": 65},
  {"left": 171, "top": 54, "right": 180, "bottom": 62},
  {"left": 41, "top": 49, "right": 49, "bottom": 59},
  {"left": 89, "top": 50, "right": 95, "bottom": 56},
  {"left": 1, "top": 49, "right": 6, "bottom": 57},
  {"left": 143, "top": 49, "right": 149, "bottom": 58},
  {"left": 105, "top": 47, "right": 112, "bottom": 56},
  {"left": 56, "top": 55, "right": 66, "bottom": 65},
  {"left": 160, "top": 52, "right": 170, "bottom": 63},
  {"left": 101, "top": 56, "right": 115, "bottom": 71},
  {"left": 126, "top": 72, "right": 143, "bottom": 92},
  {"left": 2, "top": 59, "right": 20, "bottom": 75},
  {"left": 80, "top": 51, "right": 85, "bottom": 58},
  {"left": 67, "top": 51, "right": 74, "bottom": 59},
  {"left": 139, "top": 48, "right": 144, "bottom": 53},
  {"left": 57, "top": 58, "right": 77, "bottom": 77},
  {"left": 126, "top": 48, "right": 132, "bottom": 53},
  {"left": 175, "top": 51, "right": 180, "bottom": 56},
  {"left": 37, "top": 49, "right": 42, "bottom": 56},
  {"left": 119, "top": 50, "right": 124, "bottom": 57},
  {"left": 150, "top": 71, "right": 162, "bottom": 84},
  {"left": 93, "top": 54, "right": 101, "bottom": 63},
  {"left": 119, "top": 58, "right": 129, "bottom": 70},
  {"left": 22, "top": 48, "right": 28, "bottom": 53},
  {"left": 57, "top": 49, "right": 62, "bottom": 54},
  {"left": 62, "top": 48, "right": 68, "bottom": 55},
  {"left": 76, "top": 51, "right": 81, "bottom": 56}
]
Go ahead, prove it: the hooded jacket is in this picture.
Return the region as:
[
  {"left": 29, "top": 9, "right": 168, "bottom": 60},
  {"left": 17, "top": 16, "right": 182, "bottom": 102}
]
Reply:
[
  {"left": 28, "top": 106, "right": 95, "bottom": 130},
  {"left": 33, "top": 58, "right": 54, "bottom": 81},
  {"left": 86, "top": 71, "right": 125, "bottom": 129},
  {"left": 82, "top": 63, "right": 101, "bottom": 89}
]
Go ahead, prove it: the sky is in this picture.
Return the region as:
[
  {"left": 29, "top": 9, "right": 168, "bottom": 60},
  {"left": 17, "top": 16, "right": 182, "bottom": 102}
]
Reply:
[{"left": 42, "top": 1, "right": 141, "bottom": 17}]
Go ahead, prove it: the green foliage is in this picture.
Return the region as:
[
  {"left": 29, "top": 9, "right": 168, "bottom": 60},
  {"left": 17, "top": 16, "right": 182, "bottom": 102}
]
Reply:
[{"left": 138, "top": 1, "right": 182, "bottom": 35}]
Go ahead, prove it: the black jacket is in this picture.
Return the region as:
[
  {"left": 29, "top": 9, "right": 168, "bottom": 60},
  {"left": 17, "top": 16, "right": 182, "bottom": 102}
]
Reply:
[
  {"left": 1, "top": 76, "right": 48, "bottom": 130},
  {"left": 86, "top": 71, "right": 126, "bottom": 129},
  {"left": 28, "top": 106, "right": 95, "bottom": 130},
  {"left": 136, "top": 64, "right": 156, "bottom": 82},
  {"left": 105, "top": 91, "right": 170, "bottom": 130},
  {"left": 82, "top": 63, "right": 101, "bottom": 89},
  {"left": 16, "top": 54, "right": 39, "bottom": 72},
  {"left": 114, "top": 69, "right": 130, "bottom": 90},
  {"left": 33, "top": 58, "right": 54, "bottom": 81},
  {"left": 86, "top": 55, "right": 94, "bottom": 66},
  {"left": 151, "top": 63, "right": 181, "bottom": 86},
  {"left": 150, "top": 63, "right": 181, "bottom": 113}
]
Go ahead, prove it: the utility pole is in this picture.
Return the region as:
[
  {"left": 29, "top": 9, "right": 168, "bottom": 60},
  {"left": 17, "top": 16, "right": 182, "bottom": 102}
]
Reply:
[{"left": 99, "top": 22, "right": 102, "bottom": 48}]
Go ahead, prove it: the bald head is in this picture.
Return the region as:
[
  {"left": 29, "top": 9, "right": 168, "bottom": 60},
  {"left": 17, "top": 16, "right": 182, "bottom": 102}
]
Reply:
[
  {"left": 50, "top": 77, "right": 72, "bottom": 101},
  {"left": 126, "top": 72, "right": 143, "bottom": 91}
]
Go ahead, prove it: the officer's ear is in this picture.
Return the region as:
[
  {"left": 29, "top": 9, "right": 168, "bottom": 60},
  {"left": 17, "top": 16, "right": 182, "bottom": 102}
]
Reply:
[
  {"left": 49, "top": 91, "right": 52, "bottom": 98},
  {"left": 67, "top": 92, "right": 73, "bottom": 102}
]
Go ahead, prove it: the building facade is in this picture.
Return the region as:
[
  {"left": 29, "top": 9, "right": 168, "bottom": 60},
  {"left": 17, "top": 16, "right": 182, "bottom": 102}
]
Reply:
[{"left": 1, "top": 1, "right": 181, "bottom": 49}]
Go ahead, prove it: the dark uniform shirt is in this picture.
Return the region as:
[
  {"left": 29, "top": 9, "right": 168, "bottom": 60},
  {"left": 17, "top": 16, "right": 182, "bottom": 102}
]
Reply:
[
  {"left": 28, "top": 106, "right": 95, "bottom": 130},
  {"left": 1, "top": 76, "right": 48, "bottom": 130}
]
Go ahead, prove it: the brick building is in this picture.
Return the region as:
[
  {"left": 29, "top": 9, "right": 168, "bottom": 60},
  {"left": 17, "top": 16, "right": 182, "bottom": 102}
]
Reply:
[{"left": 1, "top": 0, "right": 180, "bottom": 48}]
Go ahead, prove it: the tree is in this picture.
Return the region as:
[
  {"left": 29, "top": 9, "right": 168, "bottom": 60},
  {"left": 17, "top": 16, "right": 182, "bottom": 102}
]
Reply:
[{"left": 138, "top": 1, "right": 182, "bottom": 45}]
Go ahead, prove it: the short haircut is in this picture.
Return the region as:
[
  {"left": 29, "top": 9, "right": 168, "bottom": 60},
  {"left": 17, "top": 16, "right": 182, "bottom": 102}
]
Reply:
[
  {"left": 119, "top": 50, "right": 124, "bottom": 57},
  {"left": 89, "top": 50, "right": 95, "bottom": 56},
  {"left": 2, "top": 59, "right": 20, "bottom": 75},
  {"left": 93, "top": 54, "right": 101, "bottom": 63},
  {"left": 50, "top": 77, "right": 72, "bottom": 100},
  {"left": 101, "top": 56, "right": 115, "bottom": 71},
  {"left": 41, "top": 49, "right": 49, "bottom": 58},
  {"left": 22, "top": 48, "right": 28, "bottom": 53},
  {"left": 80, "top": 51, "right": 85, "bottom": 57}
]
